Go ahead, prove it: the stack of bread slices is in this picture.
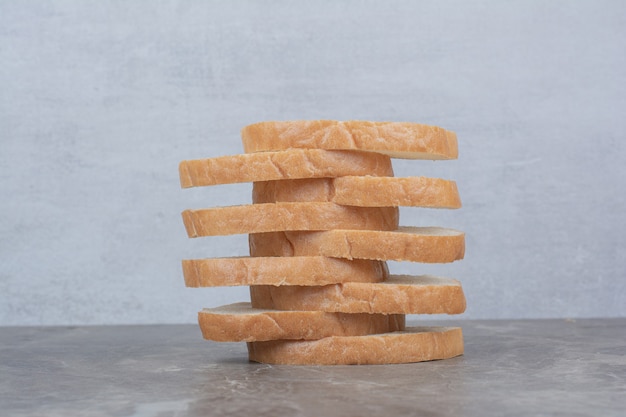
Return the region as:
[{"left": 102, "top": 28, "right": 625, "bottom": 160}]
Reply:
[{"left": 179, "top": 120, "right": 466, "bottom": 365}]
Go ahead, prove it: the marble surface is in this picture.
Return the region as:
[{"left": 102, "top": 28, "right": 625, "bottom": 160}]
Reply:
[{"left": 1, "top": 319, "right": 625, "bottom": 417}]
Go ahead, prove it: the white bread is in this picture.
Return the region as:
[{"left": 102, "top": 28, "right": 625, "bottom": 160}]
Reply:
[
  {"left": 241, "top": 120, "right": 458, "bottom": 160},
  {"left": 182, "top": 203, "right": 399, "bottom": 237},
  {"left": 249, "top": 275, "right": 466, "bottom": 314},
  {"left": 253, "top": 178, "right": 336, "bottom": 203},
  {"left": 253, "top": 176, "right": 461, "bottom": 208},
  {"left": 183, "top": 256, "right": 388, "bottom": 287},
  {"left": 247, "top": 326, "right": 464, "bottom": 365},
  {"left": 180, "top": 119, "right": 466, "bottom": 366},
  {"left": 249, "top": 227, "right": 465, "bottom": 263},
  {"left": 179, "top": 149, "right": 393, "bottom": 188},
  {"left": 198, "top": 302, "right": 405, "bottom": 342}
]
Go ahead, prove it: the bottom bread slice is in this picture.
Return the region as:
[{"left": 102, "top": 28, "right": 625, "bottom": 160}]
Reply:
[
  {"left": 247, "top": 326, "right": 464, "bottom": 365},
  {"left": 198, "top": 302, "right": 405, "bottom": 342}
]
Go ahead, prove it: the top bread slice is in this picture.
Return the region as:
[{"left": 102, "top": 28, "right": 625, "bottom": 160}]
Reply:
[
  {"left": 179, "top": 149, "right": 393, "bottom": 188},
  {"left": 241, "top": 120, "right": 458, "bottom": 160}
]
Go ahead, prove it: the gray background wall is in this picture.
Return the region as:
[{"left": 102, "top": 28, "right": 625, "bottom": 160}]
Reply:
[{"left": 1, "top": 1, "right": 624, "bottom": 326}]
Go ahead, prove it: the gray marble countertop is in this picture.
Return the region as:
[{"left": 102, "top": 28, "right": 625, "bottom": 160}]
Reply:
[{"left": 1, "top": 319, "right": 625, "bottom": 417}]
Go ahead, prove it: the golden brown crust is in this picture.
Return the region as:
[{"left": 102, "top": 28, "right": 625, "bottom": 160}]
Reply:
[
  {"left": 241, "top": 120, "right": 458, "bottom": 160},
  {"left": 179, "top": 149, "right": 393, "bottom": 188},
  {"left": 183, "top": 256, "right": 388, "bottom": 287},
  {"left": 247, "top": 326, "right": 464, "bottom": 365},
  {"left": 249, "top": 275, "right": 466, "bottom": 314},
  {"left": 182, "top": 203, "right": 399, "bottom": 237},
  {"left": 249, "top": 227, "right": 465, "bottom": 263},
  {"left": 253, "top": 176, "right": 461, "bottom": 208},
  {"left": 180, "top": 119, "right": 465, "bottom": 365},
  {"left": 198, "top": 302, "right": 405, "bottom": 342},
  {"left": 253, "top": 178, "right": 337, "bottom": 203}
]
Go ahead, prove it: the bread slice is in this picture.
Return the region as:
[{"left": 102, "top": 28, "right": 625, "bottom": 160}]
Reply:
[
  {"left": 253, "top": 178, "right": 337, "bottom": 204},
  {"left": 249, "top": 226, "right": 465, "bottom": 263},
  {"left": 198, "top": 302, "right": 405, "bottom": 342},
  {"left": 179, "top": 149, "right": 393, "bottom": 188},
  {"left": 253, "top": 176, "right": 461, "bottom": 208},
  {"left": 241, "top": 120, "right": 458, "bottom": 160},
  {"left": 183, "top": 256, "right": 388, "bottom": 287},
  {"left": 250, "top": 275, "right": 466, "bottom": 314},
  {"left": 182, "top": 203, "right": 399, "bottom": 237},
  {"left": 247, "top": 326, "right": 464, "bottom": 365}
]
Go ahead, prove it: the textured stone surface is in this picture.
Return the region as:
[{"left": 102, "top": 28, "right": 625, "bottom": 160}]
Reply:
[{"left": 1, "top": 319, "right": 625, "bottom": 416}]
